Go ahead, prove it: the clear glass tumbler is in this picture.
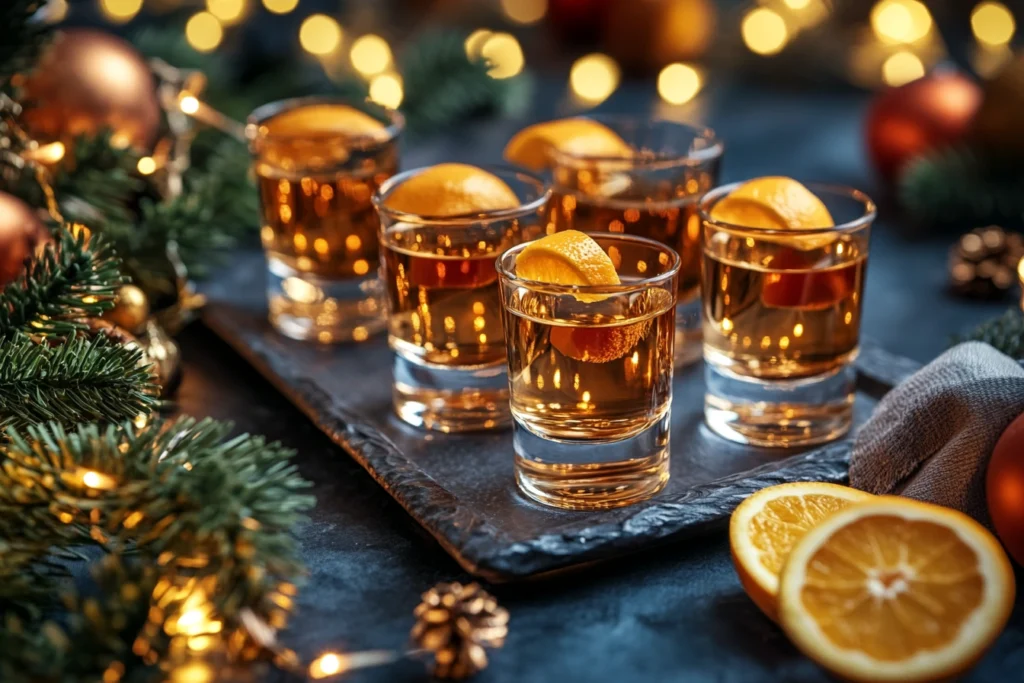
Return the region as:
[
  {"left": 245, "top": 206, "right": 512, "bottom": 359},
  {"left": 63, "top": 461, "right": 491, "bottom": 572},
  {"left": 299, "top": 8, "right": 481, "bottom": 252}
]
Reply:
[
  {"left": 247, "top": 96, "right": 403, "bottom": 343},
  {"left": 699, "top": 182, "right": 875, "bottom": 447},
  {"left": 498, "top": 233, "right": 680, "bottom": 510},
  {"left": 546, "top": 116, "right": 722, "bottom": 367},
  {"left": 375, "top": 165, "right": 550, "bottom": 433}
]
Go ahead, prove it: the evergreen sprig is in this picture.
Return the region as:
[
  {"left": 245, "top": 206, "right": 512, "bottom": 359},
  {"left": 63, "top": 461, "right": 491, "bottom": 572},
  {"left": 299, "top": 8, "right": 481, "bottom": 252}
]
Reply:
[
  {"left": 0, "top": 229, "right": 125, "bottom": 338},
  {"left": 957, "top": 308, "right": 1024, "bottom": 359}
]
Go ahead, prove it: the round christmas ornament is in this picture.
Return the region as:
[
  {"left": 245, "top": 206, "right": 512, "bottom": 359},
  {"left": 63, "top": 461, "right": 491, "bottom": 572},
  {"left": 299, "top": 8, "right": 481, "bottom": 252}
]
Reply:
[
  {"left": 948, "top": 226, "right": 1024, "bottom": 299},
  {"left": 865, "top": 72, "right": 982, "bottom": 185},
  {"left": 17, "top": 29, "right": 162, "bottom": 151},
  {"left": 102, "top": 284, "right": 151, "bottom": 336},
  {"left": 602, "top": 0, "right": 715, "bottom": 72},
  {"left": 0, "top": 191, "right": 51, "bottom": 288},
  {"left": 987, "top": 411, "right": 1024, "bottom": 566}
]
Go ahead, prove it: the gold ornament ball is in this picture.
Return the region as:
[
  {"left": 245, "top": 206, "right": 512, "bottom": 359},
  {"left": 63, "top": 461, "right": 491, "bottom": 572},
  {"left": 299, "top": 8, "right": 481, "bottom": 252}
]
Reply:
[
  {"left": 18, "top": 29, "right": 162, "bottom": 151},
  {"left": 0, "top": 191, "right": 51, "bottom": 288},
  {"left": 103, "top": 284, "right": 151, "bottom": 335},
  {"left": 602, "top": 0, "right": 716, "bottom": 73}
]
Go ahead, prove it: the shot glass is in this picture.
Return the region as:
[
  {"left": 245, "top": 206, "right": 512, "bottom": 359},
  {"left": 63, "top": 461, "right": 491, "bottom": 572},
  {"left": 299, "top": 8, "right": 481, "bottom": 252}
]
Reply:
[
  {"left": 247, "top": 96, "right": 403, "bottom": 343},
  {"left": 498, "top": 234, "right": 680, "bottom": 510},
  {"left": 699, "top": 182, "right": 875, "bottom": 447},
  {"left": 546, "top": 116, "right": 722, "bottom": 367},
  {"left": 374, "top": 165, "right": 550, "bottom": 433}
]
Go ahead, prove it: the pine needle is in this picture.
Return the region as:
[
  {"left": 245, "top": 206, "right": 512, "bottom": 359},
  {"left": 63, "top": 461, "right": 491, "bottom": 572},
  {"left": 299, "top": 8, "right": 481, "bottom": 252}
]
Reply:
[{"left": 956, "top": 308, "right": 1024, "bottom": 359}]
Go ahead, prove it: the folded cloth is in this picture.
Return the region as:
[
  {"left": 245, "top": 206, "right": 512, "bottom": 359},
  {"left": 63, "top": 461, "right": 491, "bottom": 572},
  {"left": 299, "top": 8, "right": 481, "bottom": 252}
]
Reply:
[{"left": 850, "top": 341, "right": 1024, "bottom": 524}]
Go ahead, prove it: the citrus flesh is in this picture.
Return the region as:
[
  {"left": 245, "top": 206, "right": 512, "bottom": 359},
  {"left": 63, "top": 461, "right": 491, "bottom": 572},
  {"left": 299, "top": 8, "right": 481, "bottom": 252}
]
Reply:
[
  {"left": 729, "top": 482, "right": 873, "bottom": 620},
  {"left": 382, "top": 163, "right": 520, "bottom": 218},
  {"left": 263, "top": 103, "right": 390, "bottom": 140},
  {"left": 778, "top": 497, "right": 1015, "bottom": 683},
  {"left": 504, "top": 118, "right": 633, "bottom": 171}
]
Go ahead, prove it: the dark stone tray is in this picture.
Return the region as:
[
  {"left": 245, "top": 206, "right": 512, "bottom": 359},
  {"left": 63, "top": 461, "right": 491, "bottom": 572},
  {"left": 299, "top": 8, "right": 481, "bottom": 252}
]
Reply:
[{"left": 202, "top": 252, "right": 922, "bottom": 583}]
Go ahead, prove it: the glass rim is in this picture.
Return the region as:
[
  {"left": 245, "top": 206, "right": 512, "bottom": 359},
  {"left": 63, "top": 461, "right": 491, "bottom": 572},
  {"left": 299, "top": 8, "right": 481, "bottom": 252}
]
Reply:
[
  {"left": 548, "top": 115, "right": 723, "bottom": 171},
  {"left": 697, "top": 181, "right": 877, "bottom": 236},
  {"left": 245, "top": 95, "right": 405, "bottom": 147},
  {"left": 497, "top": 232, "right": 681, "bottom": 296},
  {"left": 372, "top": 164, "right": 552, "bottom": 225}
]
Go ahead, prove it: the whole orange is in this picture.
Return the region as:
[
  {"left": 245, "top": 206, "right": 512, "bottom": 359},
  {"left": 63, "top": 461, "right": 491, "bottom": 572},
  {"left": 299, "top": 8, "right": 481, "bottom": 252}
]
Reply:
[{"left": 987, "top": 411, "right": 1024, "bottom": 565}]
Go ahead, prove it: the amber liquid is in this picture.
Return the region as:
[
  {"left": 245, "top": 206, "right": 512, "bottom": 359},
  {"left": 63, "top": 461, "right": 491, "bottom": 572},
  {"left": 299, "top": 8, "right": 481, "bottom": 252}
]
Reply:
[
  {"left": 258, "top": 162, "right": 396, "bottom": 279},
  {"left": 702, "top": 238, "right": 866, "bottom": 380},
  {"left": 381, "top": 223, "right": 536, "bottom": 368},
  {"left": 504, "top": 287, "right": 676, "bottom": 441},
  {"left": 548, "top": 191, "right": 702, "bottom": 302}
]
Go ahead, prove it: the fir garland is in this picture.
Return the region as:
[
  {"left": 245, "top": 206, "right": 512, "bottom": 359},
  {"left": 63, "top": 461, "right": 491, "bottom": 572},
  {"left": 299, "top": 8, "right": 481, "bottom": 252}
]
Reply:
[{"left": 958, "top": 308, "right": 1024, "bottom": 359}]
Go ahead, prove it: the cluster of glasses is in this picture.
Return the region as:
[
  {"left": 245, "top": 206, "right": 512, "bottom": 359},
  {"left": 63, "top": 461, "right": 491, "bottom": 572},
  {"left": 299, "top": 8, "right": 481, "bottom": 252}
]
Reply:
[{"left": 247, "top": 97, "right": 876, "bottom": 511}]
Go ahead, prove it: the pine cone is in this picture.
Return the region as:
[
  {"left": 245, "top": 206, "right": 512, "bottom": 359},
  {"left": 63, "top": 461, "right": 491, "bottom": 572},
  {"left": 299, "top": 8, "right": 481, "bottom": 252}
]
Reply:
[
  {"left": 949, "top": 226, "right": 1024, "bottom": 299},
  {"left": 411, "top": 582, "right": 509, "bottom": 680}
]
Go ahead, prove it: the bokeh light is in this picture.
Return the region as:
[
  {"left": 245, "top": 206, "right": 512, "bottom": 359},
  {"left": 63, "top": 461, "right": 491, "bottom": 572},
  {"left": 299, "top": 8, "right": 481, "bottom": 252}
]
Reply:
[
  {"left": 350, "top": 35, "right": 392, "bottom": 76},
  {"left": 465, "top": 29, "right": 492, "bottom": 60},
  {"left": 481, "top": 33, "right": 525, "bottom": 79},
  {"left": 47, "top": 0, "right": 69, "bottom": 22},
  {"left": 501, "top": 0, "right": 547, "bottom": 25},
  {"left": 369, "top": 73, "right": 404, "bottom": 108},
  {"left": 137, "top": 156, "right": 157, "bottom": 175},
  {"left": 206, "top": 0, "right": 245, "bottom": 24},
  {"left": 300, "top": 14, "right": 343, "bottom": 56},
  {"left": 99, "top": 0, "right": 143, "bottom": 23},
  {"left": 972, "top": 2, "right": 1016, "bottom": 47},
  {"left": 882, "top": 50, "right": 925, "bottom": 86},
  {"left": 570, "top": 54, "right": 620, "bottom": 104},
  {"left": 783, "top": 0, "right": 810, "bottom": 8},
  {"left": 262, "top": 0, "right": 298, "bottom": 13},
  {"left": 871, "top": 0, "right": 933, "bottom": 45},
  {"left": 185, "top": 12, "right": 223, "bottom": 53},
  {"left": 742, "top": 8, "right": 789, "bottom": 56},
  {"left": 658, "top": 63, "right": 702, "bottom": 105}
]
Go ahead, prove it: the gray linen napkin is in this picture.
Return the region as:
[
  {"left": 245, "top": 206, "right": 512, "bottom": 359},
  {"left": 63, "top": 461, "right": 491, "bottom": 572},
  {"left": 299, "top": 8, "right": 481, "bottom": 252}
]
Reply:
[{"left": 850, "top": 341, "right": 1024, "bottom": 524}]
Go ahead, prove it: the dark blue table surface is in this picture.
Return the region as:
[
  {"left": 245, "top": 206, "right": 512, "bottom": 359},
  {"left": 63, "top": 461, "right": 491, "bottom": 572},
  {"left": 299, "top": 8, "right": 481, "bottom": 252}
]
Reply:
[{"left": 183, "top": 78, "right": 1024, "bottom": 682}]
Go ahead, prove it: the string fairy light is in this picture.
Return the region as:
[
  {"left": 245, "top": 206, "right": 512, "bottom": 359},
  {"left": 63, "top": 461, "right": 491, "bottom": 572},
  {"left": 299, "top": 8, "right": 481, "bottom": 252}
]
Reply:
[
  {"left": 500, "top": 0, "right": 547, "bottom": 25},
  {"left": 480, "top": 32, "right": 525, "bottom": 79},
  {"left": 971, "top": 1, "right": 1016, "bottom": 47},
  {"left": 742, "top": 8, "right": 789, "bottom": 56},
  {"left": 657, "top": 63, "right": 702, "bottom": 105},
  {"left": 882, "top": 50, "right": 925, "bottom": 86},
  {"left": 262, "top": 0, "right": 298, "bottom": 13},
  {"left": 464, "top": 29, "right": 492, "bottom": 60},
  {"left": 300, "top": 14, "right": 343, "bottom": 56},
  {"left": 368, "top": 72, "right": 404, "bottom": 108},
  {"left": 569, "top": 53, "right": 619, "bottom": 104},
  {"left": 99, "top": 0, "right": 143, "bottom": 23},
  {"left": 870, "top": 0, "right": 933, "bottom": 45},
  {"left": 185, "top": 12, "right": 223, "bottom": 53},
  {"left": 350, "top": 35, "right": 392, "bottom": 77},
  {"left": 206, "top": 0, "right": 246, "bottom": 25}
]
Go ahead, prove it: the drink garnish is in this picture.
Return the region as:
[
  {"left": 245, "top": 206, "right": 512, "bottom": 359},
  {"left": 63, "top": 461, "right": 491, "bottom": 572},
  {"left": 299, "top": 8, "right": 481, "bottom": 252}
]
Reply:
[
  {"left": 503, "top": 118, "right": 633, "bottom": 171},
  {"left": 383, "top": 163, "right": 520, "bottom": 217}
]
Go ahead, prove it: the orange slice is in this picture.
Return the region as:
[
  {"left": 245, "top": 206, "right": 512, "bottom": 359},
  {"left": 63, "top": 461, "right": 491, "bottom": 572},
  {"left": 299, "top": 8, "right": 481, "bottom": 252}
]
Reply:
[
  {"left": 779, "top": 497, "right": 1015, "bottom": 683},
  {"left": 503, "top": 118, "right": 633, "bottom": 171},
  {"left": 730, "top": 482, "right": 873, "bottom": 621},
  {"left": 710, "top": 176, "right": 835, "bottom": 252},
  {"left": 263, "top": 103, "right": 390, "bottom": 141},
  {"left": 383, "top": 163, "right": 520, "bottom": 218}
]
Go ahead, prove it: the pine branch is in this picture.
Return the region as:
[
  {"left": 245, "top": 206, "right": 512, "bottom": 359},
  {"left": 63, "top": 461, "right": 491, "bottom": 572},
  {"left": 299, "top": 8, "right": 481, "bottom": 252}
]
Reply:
[
  {"left": 956, "top": 308, "right": 1024, "bottom": 359},
  {"left": 0, "top": 228, "right": 125, "bottom": 338},
  {"left": 899, "top": 147, "right": 1024, "bottom": 231},
  {"left": 55, "top": 132, "right": 146, "bottom": 225},
  {"left": 0, "top": 1, "right": 48, "bottom": 87},
  {"left": 0, "top": 335, "right": 157, "bottom": 431}
]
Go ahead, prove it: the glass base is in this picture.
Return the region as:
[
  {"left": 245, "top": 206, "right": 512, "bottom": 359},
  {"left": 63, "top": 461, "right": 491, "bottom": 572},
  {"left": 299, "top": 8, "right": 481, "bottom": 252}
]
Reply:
[
  {"left": 392, "top": 353, "right": 510, "bottom": 433},
  {"left": 674, "top": 294, "right": 702, "bottom": 368},
  {"left": 267, "top": 257, "right": 385, "bottom": 343},
  {"left": 513, "top": 412, "right": 670, "bottom": 510},
  {"left": 704, "top": 361, "right": 855, "bottom": 448}
]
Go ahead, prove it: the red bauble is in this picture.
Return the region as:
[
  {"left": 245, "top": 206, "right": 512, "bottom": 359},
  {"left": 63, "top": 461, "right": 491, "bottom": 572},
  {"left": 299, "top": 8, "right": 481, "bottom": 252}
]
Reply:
[
  {"left": 987, "top": 411, "right": 1024, "bottom": 566},
  {"left": 18, "top": 29, "right": 161, "bottom": 151},
  {"left": 865, "top": 72, "right": 982, "bottom": 185},
  {"left": 0, "top": 192, "right": 50, "bottom": 287}
]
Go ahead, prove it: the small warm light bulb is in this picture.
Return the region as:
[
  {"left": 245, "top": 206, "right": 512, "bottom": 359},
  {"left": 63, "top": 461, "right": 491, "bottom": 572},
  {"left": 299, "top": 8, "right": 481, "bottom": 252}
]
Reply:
[
  {"left": 369, "top": 73, "right": 404, "bottom": 108},
  {"left": 481, "top": 32, "right": 525, "bottom": 79},
  {"left": 569, "top": 53, "right": 620, "bottom": 104},
  {"left": 262, "top": 0, "right": 297, "bottom": 12},
  {"left": 882, "top": 50, "right": 925, "bottom": 86},
  {"left": 23, "top": 141, "right": 65, "bottom": 164},
  {"left": 82, "top": 470, "right": 117, "bottom": 490},
  {"left": 350, "top": 35, "right": 392, "bottom": 76},
  {"left": 137, "top": 156, "right": 157, "bottom": 175},
  {"left": 501, "top": 0, "right": 547, "bottom": 25},
  {"left": 972, "top": 2, "right": 1016, "bottom": 47},
  {"left": 185, "top": 12, "right": 223, "bottom": 53},
  {"left": 871, "top": 0, "right": 933, "bottom": 44},
  {"left": 206, "top": 0, "right": 245, "bottom": 25},
  {"left": 179, "top": 95, "right": 200, "bottom": 114},
  {"left": 310, "top": 653, "right": 345, "bottom": 679},
  {"left": 742, "top": 8, "right": 789, "bottom": 56},
  {"left": 464, "top": 29, "right": 492, "bottom": 60},
  {"left": 657, "top": 63, "right": 702, "bottom": 105},
  {"left": 100, "top": 0, "right": 143, "bottom": 23},
  {"left": 300, "top": 14, "right": 343, "bottom": 56},
  {"left": 783, "top": 0, "right": 810, "bottom": 8}
]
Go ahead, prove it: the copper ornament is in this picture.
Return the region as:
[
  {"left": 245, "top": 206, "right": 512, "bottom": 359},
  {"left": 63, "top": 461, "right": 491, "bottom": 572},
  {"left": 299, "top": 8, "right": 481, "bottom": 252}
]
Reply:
[
  {"left": 411, "top": 582, "right": 509, "bottom": 680},
  {"left": 18, "top": 29, "right": 162, "bottom": 151},
  {"left": 0, "top": 191, "right": 50, "bottom": 288}
]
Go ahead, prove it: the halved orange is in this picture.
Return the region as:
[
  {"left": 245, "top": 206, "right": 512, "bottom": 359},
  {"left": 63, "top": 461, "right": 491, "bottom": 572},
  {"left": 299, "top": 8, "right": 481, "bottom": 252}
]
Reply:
[
  {"left": 503, "top": 118, "right": 633, "bottom": 171},
  {"left": 729, "top": 482, "right": 873, "bottom": 621},
  {"left": 382, "top": 163, "right": 520, "bottom": 218},
  {"left": 779, "top": 497, "right": 1015, "bottom": 683}
]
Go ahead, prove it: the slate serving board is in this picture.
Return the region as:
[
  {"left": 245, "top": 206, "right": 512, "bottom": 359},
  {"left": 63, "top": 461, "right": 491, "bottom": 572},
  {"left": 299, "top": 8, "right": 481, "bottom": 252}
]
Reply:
[{"left": 202, "top": 251, "right": 922, "bottom": 583}]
